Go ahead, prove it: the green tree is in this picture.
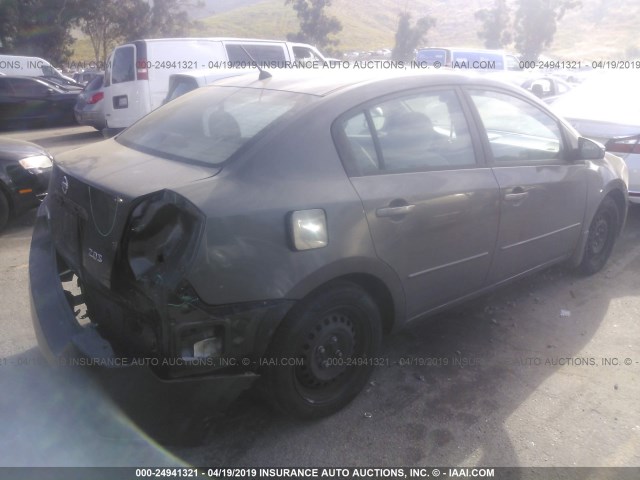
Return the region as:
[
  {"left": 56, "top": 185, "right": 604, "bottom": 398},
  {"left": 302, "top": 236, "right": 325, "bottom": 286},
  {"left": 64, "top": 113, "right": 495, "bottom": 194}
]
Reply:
[
  {"left": 475, "top": 0, "right": 511, "bottom": 49},
  {"left": 392, "top": 11, "right": 435, "bottom": 61},
  {"left": 286, "top": 0, "right": 342, "bottom": 51},
  {"left": 0, "top": 0, "right": 81, "bottom": 65},
  {"left": 77, "top": 0, "right": 196, "bottom": 64},
  {"left": 514, "top": 0, "right": 580, "bottom": 61}
]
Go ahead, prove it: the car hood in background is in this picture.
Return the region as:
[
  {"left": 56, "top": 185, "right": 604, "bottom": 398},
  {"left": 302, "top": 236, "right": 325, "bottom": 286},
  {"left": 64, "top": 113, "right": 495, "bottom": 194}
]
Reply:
[
  {"left": 550, "top": 71, "right": 640, "bottom": 129},
  {"left": 0, "top": 138, "right": 50, "bottom": 161}
]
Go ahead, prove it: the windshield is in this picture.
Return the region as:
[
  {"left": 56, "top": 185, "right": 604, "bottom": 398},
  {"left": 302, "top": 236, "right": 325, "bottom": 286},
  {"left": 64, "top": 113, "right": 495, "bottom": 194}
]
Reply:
[{"left": 117, "top": 86, "right": 314, "bottom": 166}]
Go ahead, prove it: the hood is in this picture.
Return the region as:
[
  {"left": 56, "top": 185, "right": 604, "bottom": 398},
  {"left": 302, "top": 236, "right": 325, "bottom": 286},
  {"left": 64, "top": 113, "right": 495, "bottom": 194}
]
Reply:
[
  {"left": 0, "top": 138, "right": 50, "bottom": 162},
  {"left": 54, "top": 137, "right": 220, "bottom": 199}
]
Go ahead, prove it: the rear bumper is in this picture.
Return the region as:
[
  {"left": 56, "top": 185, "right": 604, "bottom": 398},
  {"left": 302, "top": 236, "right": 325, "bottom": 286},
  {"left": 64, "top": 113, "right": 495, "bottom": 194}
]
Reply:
[
  {"left": 74, "top": 107, "right": 105, "bottom": 129},
  {"left": 29, "top": 202, "right": 260, "bottom": 435}
]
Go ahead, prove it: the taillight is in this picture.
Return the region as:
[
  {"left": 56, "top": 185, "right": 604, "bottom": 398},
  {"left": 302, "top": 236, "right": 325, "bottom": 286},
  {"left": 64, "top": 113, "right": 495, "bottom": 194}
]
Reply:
[
  {"left": 87, "top": 91, "right": 104, "bottom": 104},
  {"left": 136, "top": 59, "right": 149, "bottom": 80},
  {"left": 606, "top": 134, "right": 640, "bottom": 155}
]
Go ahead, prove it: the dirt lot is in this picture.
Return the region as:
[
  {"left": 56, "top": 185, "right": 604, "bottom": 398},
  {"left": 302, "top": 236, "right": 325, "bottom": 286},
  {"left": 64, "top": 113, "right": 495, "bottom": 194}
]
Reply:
[{"left": 0, "top": 126, "right": 639, "bottom": 469}]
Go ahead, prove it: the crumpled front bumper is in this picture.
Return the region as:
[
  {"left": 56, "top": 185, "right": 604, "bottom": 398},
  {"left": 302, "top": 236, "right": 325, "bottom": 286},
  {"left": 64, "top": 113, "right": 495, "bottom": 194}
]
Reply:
[{"left": 28, "top": 201, "right": 261, "bottom": 440}]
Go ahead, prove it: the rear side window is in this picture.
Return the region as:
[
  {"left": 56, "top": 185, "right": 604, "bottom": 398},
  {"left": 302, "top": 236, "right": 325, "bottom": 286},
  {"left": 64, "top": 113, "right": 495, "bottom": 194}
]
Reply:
[
  {"left": 226, "top": 44, "right": 286, "bottom": 66},
  {"left": 336, "top": 90, "right": 476, "bottom": 175},
  {"left": 112, "top": 46, "right": 135, "bottom": 84},
  {"left": 117, "top": 86, "right": 314, "bottom": 165}
]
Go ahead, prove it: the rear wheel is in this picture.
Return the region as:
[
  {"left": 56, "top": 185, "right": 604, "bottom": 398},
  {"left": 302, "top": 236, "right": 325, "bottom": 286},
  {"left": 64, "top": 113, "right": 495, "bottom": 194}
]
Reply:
[
  {"left": 262, "top": 281, "right": 382, "bottom": 419},
  {"left": 579, "top": 196, "right": 619, "bottom": 275}
]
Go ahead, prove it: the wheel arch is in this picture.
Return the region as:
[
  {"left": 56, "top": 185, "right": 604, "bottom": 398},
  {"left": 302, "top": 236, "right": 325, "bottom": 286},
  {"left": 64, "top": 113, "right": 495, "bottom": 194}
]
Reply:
[{"left": 285, "top": 257, "right": 406, "bottom": 334}]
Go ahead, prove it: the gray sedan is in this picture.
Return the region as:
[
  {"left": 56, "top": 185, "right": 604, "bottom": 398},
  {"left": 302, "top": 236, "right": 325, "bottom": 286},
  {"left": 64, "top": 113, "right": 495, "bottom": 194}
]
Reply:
[{"left": 30, "top": 70, "right": 628, "bottom": 423}]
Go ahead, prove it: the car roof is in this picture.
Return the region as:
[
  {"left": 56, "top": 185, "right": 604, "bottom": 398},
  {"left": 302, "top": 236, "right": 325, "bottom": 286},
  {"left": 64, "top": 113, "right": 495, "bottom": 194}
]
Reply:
[{"left": 206, "top": 69, "right": 522, "bottom": 97}]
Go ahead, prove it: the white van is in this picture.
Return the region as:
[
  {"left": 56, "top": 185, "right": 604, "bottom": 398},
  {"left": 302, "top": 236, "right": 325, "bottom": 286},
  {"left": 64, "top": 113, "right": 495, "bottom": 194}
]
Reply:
[
  {"left": 103, "top": 37, "right": 328, "bottom": 130},
  {"left": 0, "top": 54, "right": 78, "bottom": 87}
]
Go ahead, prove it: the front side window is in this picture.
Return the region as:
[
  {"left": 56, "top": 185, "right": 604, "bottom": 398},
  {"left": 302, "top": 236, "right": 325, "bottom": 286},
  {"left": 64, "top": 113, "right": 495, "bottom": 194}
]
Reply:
[
  {"left": 118, "top": 86, "right": 314, "bottom": 166},
  {"left": 337, "top": 89, "right": 476, "bottom": 175},
  {"left": 468, "top": 89, "right": 563, "bottom": 163}
]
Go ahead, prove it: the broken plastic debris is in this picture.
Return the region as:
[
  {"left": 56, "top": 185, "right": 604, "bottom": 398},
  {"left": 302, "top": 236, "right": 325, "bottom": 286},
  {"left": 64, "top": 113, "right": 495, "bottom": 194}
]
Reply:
[
  {"left": 363, "top": 412, "right": 373, "bottom": 418},
  {"left": 560, "top": 309, "right": 571, "bottom": 317}
]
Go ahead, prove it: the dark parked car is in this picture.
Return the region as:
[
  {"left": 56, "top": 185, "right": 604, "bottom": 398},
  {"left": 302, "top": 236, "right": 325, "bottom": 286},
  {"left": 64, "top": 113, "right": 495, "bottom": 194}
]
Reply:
[
  {"left": 74, "top": 73, "right": 105, "bottom": 130},
  {"left": 0, "top": 76, "right": 79, "bottom": 129},
  {"left": 0, "top": 138, "right": 52, "bottom": 231},
  {"left": 30, "top": 71, "right": 628, "bottom": 420}
]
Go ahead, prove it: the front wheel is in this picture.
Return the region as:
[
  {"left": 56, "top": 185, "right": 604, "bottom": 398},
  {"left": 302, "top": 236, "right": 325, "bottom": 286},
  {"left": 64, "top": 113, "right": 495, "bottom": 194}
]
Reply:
[
  {"left": 578, "top": 196, "right": 619, "bottom": 275},
  {"left": 261, "top": 282, "right": 382, "bottom": 419}
]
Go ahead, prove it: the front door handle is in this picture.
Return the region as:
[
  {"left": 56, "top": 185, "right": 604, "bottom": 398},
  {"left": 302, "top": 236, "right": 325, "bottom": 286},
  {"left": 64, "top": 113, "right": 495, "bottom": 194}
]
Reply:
[{"left": 376, "top": 204, "right": 416, "bottom": 217}]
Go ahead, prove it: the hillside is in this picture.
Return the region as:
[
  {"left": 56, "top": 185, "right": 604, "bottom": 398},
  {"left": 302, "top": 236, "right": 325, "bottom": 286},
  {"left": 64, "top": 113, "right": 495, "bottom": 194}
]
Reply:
[
  {"left": 193, "top": 0, "right": 640, "bottom": 59},
  {"left": 70, "top": 0, "right": 640, "bottom": 61}
]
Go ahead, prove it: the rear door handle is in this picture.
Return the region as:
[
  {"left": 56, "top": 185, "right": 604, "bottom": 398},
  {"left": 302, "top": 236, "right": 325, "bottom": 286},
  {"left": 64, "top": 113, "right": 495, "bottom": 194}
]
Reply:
[
  {"left": 504, "top": 192, "right": 529, "bottom": 201},
  {"left": 376, "top": 204, "right": 416, "bottom": 217}
]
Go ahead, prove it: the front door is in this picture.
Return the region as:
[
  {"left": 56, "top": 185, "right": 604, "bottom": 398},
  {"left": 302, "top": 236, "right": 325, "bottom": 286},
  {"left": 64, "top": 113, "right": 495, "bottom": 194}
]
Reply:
[
  {"left": 335, "top": 88, "right": 501, "bottom": 320},
  {"left": 465, "top": 88, "right": 587, "bottom": 283}
]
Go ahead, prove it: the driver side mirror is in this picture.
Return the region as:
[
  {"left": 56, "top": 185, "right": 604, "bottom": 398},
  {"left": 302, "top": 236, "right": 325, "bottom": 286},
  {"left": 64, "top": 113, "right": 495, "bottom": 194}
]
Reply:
[{"left": 578, "top": 137, "right": 605, "bottom": 160}]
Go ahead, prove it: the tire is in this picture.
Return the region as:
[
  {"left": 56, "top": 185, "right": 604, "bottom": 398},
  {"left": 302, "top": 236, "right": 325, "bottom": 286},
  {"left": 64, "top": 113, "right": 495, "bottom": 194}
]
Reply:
[
  {"left": 579, "top": 196, "right": 619, "bottom": 275},
  {"left": 0, "top": 191, "right": 10, "bottom": 233},
  {"left": 261, "top": 281, "right": 382, "bottom": 419}
]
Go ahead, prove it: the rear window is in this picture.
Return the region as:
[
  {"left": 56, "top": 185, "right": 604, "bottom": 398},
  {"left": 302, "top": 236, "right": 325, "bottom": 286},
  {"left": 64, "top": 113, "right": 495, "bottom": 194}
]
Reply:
[
  {"left": 117, "top": 86, "right": 314, "bottom": 166},
  {"left": 112, "top": 46, "right": 135, "bottom": 84}
]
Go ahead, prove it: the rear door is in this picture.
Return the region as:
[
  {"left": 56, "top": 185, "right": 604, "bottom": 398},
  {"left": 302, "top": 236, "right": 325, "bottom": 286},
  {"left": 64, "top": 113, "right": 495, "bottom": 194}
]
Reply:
[
  {"left": 104, "top": 44, "right": 140, "bottom": 128},
  {"left": 335, "top": 88, "right": 500, "bottom": 320},
  {"left": 465, "top": 88, "right": 587, "bottom": 283}
]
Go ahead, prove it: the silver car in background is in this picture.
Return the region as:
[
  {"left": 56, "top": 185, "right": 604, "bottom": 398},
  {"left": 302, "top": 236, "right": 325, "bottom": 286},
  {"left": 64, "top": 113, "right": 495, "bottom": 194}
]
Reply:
[
  {"left": 550, "top": 71, "right": 640, "bottom": 202},
  {"left": 30, "top": 70, "right": 628, "bottom": 422},
  {"left": 73, "top": 73, "right": 105, "bottom": 130}
]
